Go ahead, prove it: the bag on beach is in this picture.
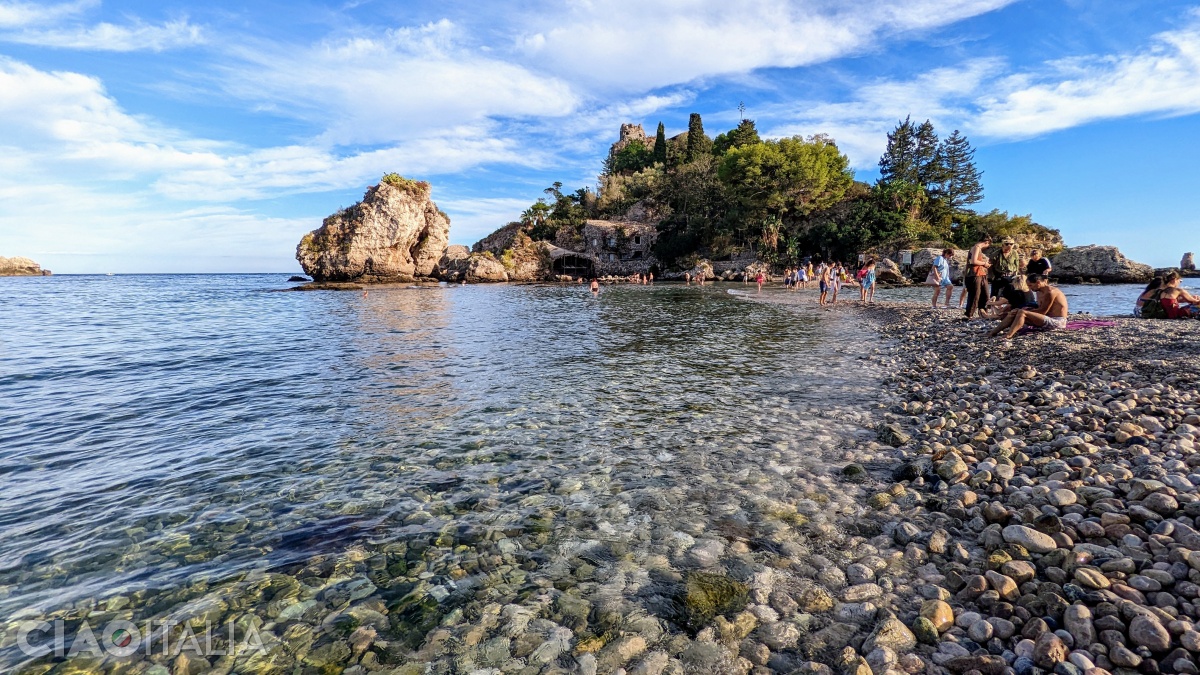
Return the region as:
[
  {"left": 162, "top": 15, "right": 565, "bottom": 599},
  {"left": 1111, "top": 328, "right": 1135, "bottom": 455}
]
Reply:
[
  {"left": 924, "top": 270, "right": 938, "bottom": 286},
  {"left": 1141, "top": 297, "right": 1167, "bottom": 320}
]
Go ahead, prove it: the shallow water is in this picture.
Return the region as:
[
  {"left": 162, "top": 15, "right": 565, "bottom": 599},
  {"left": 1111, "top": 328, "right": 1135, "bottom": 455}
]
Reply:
[{"left": 0, "top": 275, "right": 882, "bottom": 671}]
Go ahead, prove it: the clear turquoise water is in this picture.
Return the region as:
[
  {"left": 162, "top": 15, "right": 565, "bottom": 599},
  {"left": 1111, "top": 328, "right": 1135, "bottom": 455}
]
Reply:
[{"left": 0, "top": 274, "right": 881, "bottom": 671}]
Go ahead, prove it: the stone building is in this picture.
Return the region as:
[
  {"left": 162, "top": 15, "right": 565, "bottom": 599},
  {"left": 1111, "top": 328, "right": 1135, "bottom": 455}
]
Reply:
[{"left": 581, "top": 220, "right": 658, "bottom": 275}]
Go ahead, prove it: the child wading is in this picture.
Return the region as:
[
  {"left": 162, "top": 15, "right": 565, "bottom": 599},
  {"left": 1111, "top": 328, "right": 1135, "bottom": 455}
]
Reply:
[{"left": 859, "top": 260, "right": 877, "bottom": 304}]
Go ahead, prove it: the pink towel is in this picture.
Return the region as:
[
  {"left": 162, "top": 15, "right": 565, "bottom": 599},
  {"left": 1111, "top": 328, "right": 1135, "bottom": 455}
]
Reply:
[{"left": 1019, "top": 319, "right": 1117, "bottom": 335}]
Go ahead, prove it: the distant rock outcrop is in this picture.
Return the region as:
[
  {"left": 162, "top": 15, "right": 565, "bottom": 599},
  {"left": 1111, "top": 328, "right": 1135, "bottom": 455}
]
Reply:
[
  {"left": 1051, "top": 245, "right": 1153, "bottom": 284},
  {"left": 1183, "top": 252, "right": 1196, "bottom": 271},
  {"left": 464, "top": 255, "right": 508, "bottom": 283},
  {"left": 0, "top": 256, "right": 51, "bottom": 276},
  {"left": 297, "top": 175, "right": 450, "bottom": 282}
]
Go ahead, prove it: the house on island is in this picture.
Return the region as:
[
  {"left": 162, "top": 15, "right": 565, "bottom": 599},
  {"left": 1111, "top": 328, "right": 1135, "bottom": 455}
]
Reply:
[{"left": 582, "top": 220, "right": 658, "bottom": 276}]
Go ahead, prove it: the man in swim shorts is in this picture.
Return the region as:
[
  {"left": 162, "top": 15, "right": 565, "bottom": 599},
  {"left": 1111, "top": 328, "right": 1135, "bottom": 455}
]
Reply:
[{"left": 988, "top": 274, "right": 1068, "bottom": 339}]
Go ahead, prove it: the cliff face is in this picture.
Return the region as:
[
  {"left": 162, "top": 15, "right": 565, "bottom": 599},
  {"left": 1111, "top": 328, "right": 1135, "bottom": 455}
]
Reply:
[
  {"left": 0, "top": 256, "right": 51, "bottom": 276},
  {"left": 297, "top": 176, "right": 450, "bottom": 282}
]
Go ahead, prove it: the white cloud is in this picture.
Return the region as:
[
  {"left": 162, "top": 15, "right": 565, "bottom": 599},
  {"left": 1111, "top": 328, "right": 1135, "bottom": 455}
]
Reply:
[
  {"left": 4, "top": 18, "right": 204, "bottom": 51},
  {"left": 219, "top": 20, "right": 578, "bottom": 146},
  {"left": 0, "top": 0, "right": 93, "bottom": 29},
  {"left": 514, "top": 0, "right": 1019, "bottom": 91},
  {"left": 434, "top": 196, "right": 533, "bottom": 246},
  {"left": 765, "top": 59, "right": 1003, "bottom": 167},
  {"left": 975, "top": 13, "right": 1200, "bottom": 137}
]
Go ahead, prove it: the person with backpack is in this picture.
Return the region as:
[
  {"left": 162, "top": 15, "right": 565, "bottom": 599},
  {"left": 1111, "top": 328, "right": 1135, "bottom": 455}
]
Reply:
[{"left": 1135, "top": 278, "right": 1164, "bottom": 318}]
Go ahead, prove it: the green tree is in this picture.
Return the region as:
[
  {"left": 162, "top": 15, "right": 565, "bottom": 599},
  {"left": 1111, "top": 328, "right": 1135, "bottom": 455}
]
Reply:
[
  {"left": 712, "top": 119, "right": 761, "bottom": 155},
  {"left": 936, "top": 129, "right": 984, "bottom": 215},
  {"left": 653, "top": 122, "right": 667, "bottom": 165},
  {"left": 606, "top": 143, "right": 652, "bottom": 174},
  {"left": 685, "top": 113, "right": 711, "bottom": 163},
  {"left": 718, "top": 135, "right": 855, "bottom": 228},
  {"left": 878, "top": 116, "right": 919, "bottom": 186}
]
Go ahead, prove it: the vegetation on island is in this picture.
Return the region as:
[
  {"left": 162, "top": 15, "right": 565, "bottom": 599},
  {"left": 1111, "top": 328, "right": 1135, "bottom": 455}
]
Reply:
[{"left": 512, "top": 114, "right": 1059, "bottom": 266}]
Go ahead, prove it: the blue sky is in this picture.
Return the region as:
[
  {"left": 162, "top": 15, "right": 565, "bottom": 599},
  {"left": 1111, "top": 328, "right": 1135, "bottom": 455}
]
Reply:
[{"left": 0, "top": 0, "right": 1198, "bottom": 273}]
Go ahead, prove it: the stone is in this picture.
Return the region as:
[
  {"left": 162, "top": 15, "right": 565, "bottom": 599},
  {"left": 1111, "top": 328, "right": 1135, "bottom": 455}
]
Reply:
[
  {"left": 912, "top": 617, "right": 939, "bottom": 645},
  {"left": 986, "top": 571, "right": 1020, "bottom": 601},
  {"left": 1063, "top": 605, "right": 1096, "bottom": 647},
  {"left": 1050, "top": 245, "right": 1154, "bottom": 284},
  {"left": 798, "top": 586, "right": 835, "bottom": 613},
  {"left": 944, "top": 655, "right": 1008, "bottom": 675},
  {"left": 597, "top": 636, "right": 647, "bottom": 672},
  {"left": 1033, "top": 632, "right": 1069, "bottom": 668},
  {"left": 297, "top": 176, "right": 450, "bottom": 282},
  {"left": 758, "top": 621, "right": 801, "bottom": 651},
  {"left": 863, "top": 615, "right": 916, "bottom": 653},
  {"left": 919, "top": 599, "right": 955, "bottom": 632},
  {"left": 675, "top": 573, "right": 749, "bottom": 632},
  {"left": 1129, "top": 614, "right": 1171, "bottom": 652},
  {"left": 1073, "top": 568, "right": 1111, "bottom": 589},
  {"left": 1003, "top": 525, "right": 1058, "bottom": 553}
]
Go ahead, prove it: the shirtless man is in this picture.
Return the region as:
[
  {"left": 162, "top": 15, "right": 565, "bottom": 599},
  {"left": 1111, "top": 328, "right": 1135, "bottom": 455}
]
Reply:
[{"left": 988, "top": 274, "right": 1067, "bottom": 339}]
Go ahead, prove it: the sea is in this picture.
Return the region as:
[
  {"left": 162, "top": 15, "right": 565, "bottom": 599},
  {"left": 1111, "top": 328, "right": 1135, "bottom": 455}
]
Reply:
[{"left": 0, "top": 274, "right": 1191, "bottom": 670}]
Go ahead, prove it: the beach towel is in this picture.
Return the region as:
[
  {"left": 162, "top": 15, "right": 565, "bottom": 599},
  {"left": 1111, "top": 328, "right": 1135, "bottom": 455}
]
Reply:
[{"left": 1018, "top": 319, "right": 1117, "bottom": 335}]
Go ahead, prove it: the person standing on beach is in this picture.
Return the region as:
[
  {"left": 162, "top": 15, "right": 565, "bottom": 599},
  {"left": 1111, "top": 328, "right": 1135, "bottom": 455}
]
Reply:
[
  {"left": 991, "top": 237, "right": 1021, "bottom": 301},
  {"left": 818, "top": 264, "right": 831, "bottom": 306},
  {"left": 930, "top": 248, "right": 954, "bottom": 308},
  {"left": 964, "top": 235, "right": 992, "bottom": 319},
  {"left": 1026, "top": 249, "right": 1052, "bottom": 276},
  {"left": 988, "top": 274, "right": 1067, "bottom": 338},
  {"left": 755, "top": 271, "right": 765, "bottom": 293}
]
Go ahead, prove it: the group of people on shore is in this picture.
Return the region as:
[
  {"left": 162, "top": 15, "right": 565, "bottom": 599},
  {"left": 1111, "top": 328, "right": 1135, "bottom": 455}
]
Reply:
[
  {"left": 776, "top": 260, "right": 879, "bottom": 306},
  {"left": 1136, "top": 270, "right": 1200, "bottom": 319},
  {"left": 930, "top": 235, "right": 1067, "bottom": 338}
]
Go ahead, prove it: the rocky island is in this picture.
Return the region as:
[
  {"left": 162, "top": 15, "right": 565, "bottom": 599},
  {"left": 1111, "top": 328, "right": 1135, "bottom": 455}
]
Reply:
[
  {"left": 296, "top": 174, "right": 449, "bottom": 283},
  {"left": 0, "top": 256, "right": 51, "bottom": 276}
]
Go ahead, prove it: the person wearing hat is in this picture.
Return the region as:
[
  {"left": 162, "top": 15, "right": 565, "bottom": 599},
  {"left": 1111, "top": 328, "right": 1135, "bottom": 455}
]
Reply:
[{"left": 991, "top": 237, "right": 1022, "bottom": 303}]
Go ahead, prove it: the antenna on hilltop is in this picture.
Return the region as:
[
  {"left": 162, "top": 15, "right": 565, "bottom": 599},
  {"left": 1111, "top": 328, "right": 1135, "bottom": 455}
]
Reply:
[{"left": 738, "top": 101, "right": 746, "bottom": 121}]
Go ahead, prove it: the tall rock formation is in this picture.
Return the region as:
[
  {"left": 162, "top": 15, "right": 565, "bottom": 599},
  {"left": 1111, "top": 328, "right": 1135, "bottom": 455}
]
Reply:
[
  {"left": 0, "top": 256, "right": 51, "bottom": 276},
  {"left": 296, "top": 175, "right": 450, "bottom": 282}
]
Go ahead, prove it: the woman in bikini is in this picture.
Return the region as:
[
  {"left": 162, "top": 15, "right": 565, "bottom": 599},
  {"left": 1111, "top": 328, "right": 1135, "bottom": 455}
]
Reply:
[{"left": 1158, "top": 272, "right": 1200, "bottom": 319}]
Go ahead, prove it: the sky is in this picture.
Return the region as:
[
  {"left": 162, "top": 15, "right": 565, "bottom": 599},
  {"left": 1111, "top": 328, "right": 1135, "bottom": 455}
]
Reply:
[{"left": 1, "top": 0, "right": 1199, "bottom": 273}]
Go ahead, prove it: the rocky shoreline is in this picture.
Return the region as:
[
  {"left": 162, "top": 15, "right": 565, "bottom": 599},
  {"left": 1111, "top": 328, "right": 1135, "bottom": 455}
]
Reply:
[{"left": 846, "top": 303, "right": 1200, "bottom": 675}]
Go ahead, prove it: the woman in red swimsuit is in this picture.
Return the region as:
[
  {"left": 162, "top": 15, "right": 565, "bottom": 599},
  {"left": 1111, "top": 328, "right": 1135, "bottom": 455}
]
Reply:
[{"left": 1159, "top": 272, "right": 1200, "bottom": 319}]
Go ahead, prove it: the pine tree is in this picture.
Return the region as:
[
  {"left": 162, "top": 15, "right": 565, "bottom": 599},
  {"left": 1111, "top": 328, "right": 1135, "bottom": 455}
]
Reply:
[
  {"left": 937, "top": 130, "right": 984, "bottom": 213},
  {"left": 913, "top": 120, "right": 943, "bottom": 189},
  {"left": 653, "top": 122, "right": 667, "bottom": 165},
  {"left": 878, "top": 116, "right": 918, "bottom": 186},
  {"left": 685, "top": 113, "right": 710, "bottom": 163}
]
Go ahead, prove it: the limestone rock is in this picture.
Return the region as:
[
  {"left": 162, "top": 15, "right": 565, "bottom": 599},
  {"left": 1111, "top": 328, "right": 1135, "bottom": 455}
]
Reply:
[
  {"left": 437, "top": 245, "right": 470, "bottom": 281},
  {"left": 297, "top": 175, "right": 450, "bottom": 282},
  {"left": 1183, "top": 252, "right": 1195, "bottom": 271},
  {"left": 1050, "top": 245, "right": 1153, "bottom": 283},
  {"left": 464, "top": 255, "right": 509, "bottom": 283},
  {"left": 0, "top": 256, "right": 50, "bottom": 276},
  {"left": 875, "top": 258, "right": 907, "bottom": 284}
]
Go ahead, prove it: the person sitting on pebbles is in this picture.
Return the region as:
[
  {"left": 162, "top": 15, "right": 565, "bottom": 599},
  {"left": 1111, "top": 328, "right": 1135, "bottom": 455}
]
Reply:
[
  {"left": 1158, "top": 271, "right": 1200, "bottom": 318},
  {"left": 987, "top": 274, "right": 1068, "bottom": 339}
]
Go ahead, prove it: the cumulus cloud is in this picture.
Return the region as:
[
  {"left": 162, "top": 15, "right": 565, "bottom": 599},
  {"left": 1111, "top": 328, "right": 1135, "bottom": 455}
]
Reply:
[
  {"left": 974, "top": 12, "right": 1200, "bottom": 137},
  {"left": 219, "top": 19, "right": 578, "bottom": 146},
  {"left": 513, "top": 0, "right": 1019, "bottom": 91}
]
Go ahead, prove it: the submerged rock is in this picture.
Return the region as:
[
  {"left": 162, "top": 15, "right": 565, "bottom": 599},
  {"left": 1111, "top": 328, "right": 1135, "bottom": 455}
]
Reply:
[
  {"left": 297, "top": 174, "right": 450, "bottom": 282},
  {"left": 674, "top": 572, "right": 748, "bottom": 633}
]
